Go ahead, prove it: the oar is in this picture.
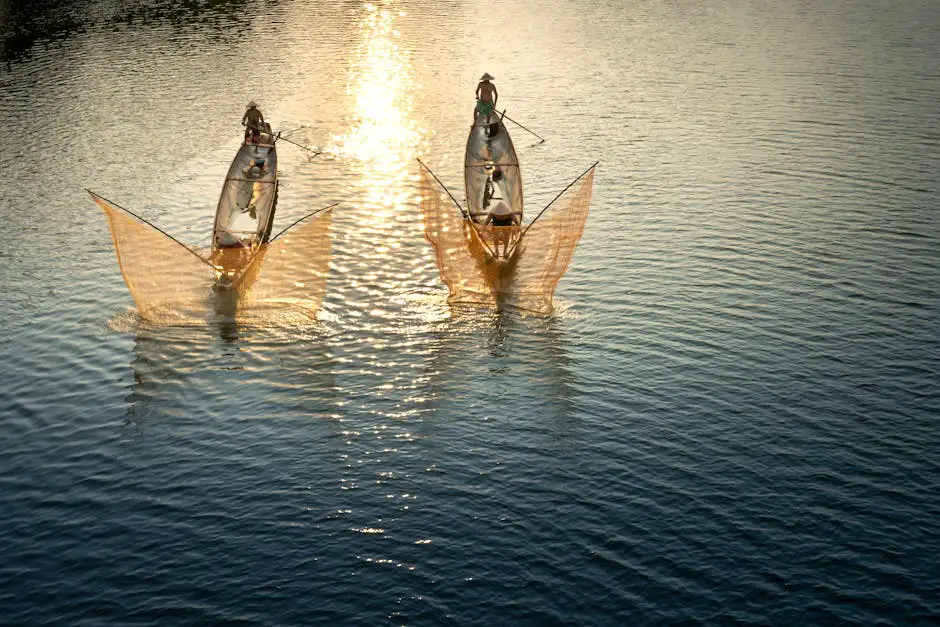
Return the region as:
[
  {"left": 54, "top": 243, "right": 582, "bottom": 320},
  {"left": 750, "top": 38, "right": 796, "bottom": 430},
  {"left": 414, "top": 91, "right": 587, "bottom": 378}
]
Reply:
[
  {"left": 274, "top": 133, "right": 322, "bottom": 156},
  {"left": 502, "top": 112, "right": 546, "bottom": 144},
  {"left": 243, "top": 123, "right": 323, "bottom": 156}
]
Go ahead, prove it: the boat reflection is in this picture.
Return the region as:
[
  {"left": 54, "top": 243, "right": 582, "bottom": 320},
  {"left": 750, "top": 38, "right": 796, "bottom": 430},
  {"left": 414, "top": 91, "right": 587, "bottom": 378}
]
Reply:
[
  {"left": 421, "top": 309, "right": 580, "bottom": 435},
  {"left": 124, "top": 320, "right": 337, "bottom": 430}
]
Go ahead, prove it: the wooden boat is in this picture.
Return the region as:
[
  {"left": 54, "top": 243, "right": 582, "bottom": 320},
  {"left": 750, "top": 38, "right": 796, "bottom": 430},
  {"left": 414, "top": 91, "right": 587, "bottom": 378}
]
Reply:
[
  {"left": 419, "top": 104, "right": 597, "bottom": 314},
  {"left": 463, "top": 109, "right": 524, "bottom": 290},
  {"left": 210, "top": 123, "right": 279, "bottom": 285},
  {"left": 88, "top": 119, "right": 339, "bottom": 321}
]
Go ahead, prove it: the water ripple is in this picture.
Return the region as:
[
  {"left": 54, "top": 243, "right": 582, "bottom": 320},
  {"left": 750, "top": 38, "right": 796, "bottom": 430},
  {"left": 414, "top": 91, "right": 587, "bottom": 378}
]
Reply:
[{"left": 2, "top": 0, "right": 940, "bottom": 625}]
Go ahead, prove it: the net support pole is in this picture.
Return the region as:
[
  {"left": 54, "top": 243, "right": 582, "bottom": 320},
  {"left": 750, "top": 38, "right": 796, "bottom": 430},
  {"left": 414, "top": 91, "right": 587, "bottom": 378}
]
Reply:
[{"left": 507, "top": 161, "right": 598, "bottom": 258}]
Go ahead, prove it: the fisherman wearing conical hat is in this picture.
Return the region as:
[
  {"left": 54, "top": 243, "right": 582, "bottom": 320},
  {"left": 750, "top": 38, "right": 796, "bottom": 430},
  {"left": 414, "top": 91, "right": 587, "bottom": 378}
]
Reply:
[
  {"left": 475, "top": 73, "right": 498, "bottom": 122},
  {"left": 242, "top": 100, "right": 265, "bottom": 145}
]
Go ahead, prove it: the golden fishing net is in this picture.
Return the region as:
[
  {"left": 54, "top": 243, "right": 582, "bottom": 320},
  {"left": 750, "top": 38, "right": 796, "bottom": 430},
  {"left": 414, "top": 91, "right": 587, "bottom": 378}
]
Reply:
[
  {"left": 506, "top": 167, "right": 595, "bottom": 314},
  {"left": 419, "top": 169, "right": 497, "bottom": 308},
  {"left": 93, "top": 193, "right": 332, "bottom": 324},
  {"left": 420, "top": 165, "right": 595, "bottom": 315},
  {"left": 93, "top": 194, "right": 214, "bottom": 323},
  {"left": 234, "top": 209, "right": 333, "bottom": 322}
]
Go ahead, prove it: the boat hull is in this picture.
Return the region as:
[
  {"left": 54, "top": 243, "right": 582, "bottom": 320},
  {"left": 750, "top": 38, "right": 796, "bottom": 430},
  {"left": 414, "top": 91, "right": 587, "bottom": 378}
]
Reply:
[
  {"left": 464, "top": 112, "right": 523, "bottom": 224},
  {"left": 211, "top": 126, "right": 278, "bottom": 255},
  {"left": 210, "top": 126, "right": 278, "bottom": 285},
  {"left": 463, "top": 111, "right": 525, "bottom": 295}
]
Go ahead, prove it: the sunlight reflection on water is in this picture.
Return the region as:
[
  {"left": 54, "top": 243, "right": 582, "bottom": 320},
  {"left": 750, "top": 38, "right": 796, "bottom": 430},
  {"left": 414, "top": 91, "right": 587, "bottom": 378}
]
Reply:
[
  {"left": 335, "top": 2, "right": 423, "bottom": 176},
  {"left": 3, "top": 0, "right": 940, "bottom": 625}
]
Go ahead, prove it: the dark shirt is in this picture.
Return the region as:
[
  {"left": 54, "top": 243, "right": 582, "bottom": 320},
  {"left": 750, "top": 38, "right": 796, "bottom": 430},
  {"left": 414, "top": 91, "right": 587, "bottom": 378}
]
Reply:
[{"left": 243, "top": 108, "right": 264, "bottom": 129}]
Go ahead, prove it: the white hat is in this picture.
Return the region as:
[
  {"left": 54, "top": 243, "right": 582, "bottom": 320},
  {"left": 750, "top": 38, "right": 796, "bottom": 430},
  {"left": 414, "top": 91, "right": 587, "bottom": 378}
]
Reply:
[
  {"left": 489, "top": 200, "right": 511, "bottom": 215},
  {"left": 247, "top": 100, "right": 258, "bottom": 108},
  {"left": 480, "top": 72, "right": 494, "bottom": 81},
  {"left": 218, "top": 231, "right": 241, "bottom": 246}
]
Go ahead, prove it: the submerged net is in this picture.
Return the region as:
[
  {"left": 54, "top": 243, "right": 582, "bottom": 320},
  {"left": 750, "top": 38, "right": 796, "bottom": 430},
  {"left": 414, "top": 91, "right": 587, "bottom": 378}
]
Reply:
[
  {"left": 419, "top": 169, "right": 497, "bottom": 307},
  {"left": 93, "top": 193, "right": 214, "bottom": 322},
  {"left": 420, "top": 165, "right": 596, "bottom": 315},
  {"left": 505, "top": 167, "right": 595, "bottom": 314},
  {"left": 233, "top": 209, "right": 333, "bottom": 322}
]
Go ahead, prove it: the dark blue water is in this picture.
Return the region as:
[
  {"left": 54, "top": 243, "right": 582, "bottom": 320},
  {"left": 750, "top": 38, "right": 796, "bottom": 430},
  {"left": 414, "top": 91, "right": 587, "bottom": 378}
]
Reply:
[{"left": 2, "top": 0, "right": 939, "bottom": 624}]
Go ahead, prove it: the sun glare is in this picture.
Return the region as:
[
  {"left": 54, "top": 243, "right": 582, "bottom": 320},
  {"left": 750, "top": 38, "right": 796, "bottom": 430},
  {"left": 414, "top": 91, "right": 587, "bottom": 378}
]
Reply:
[{"left": 336, "top": 2, "right": 421, "bottom": 174}]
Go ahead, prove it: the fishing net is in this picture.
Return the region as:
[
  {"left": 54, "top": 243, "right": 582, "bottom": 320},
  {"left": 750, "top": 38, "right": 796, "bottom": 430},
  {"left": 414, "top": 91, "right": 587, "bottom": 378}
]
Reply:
[
  {"left": 419, "top": 169, "right": 497, "bottom": 308},
  {"left": 93, "top": 193, "right": 332, "bottom": 324},
  {"left": 233, "top": 209, "right": 333, "bottom": 322},
  {"left": 93, "top": 193, "right": 214, "bottom": 323},
  {"left": 420, "top": 165, "right": 596, "bottom": 315},
  {"left": 506, "top": 167, "right": 595, "bottom": 314}
]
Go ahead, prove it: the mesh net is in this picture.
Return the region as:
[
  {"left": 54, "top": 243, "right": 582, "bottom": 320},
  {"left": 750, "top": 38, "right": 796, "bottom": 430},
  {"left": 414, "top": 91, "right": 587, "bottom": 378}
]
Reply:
[
  {"left": 419, "top": 169, "right": 497, "bottom": 307},
  {"left": 93, "top": 193, "right": 214, "bottom": 323},
  {"left": 505, "top": 167, "right": 595, "bottom": 314},
  {"left": 420, "top": 165, "right": 596, "bottom": 315},
  {"left": 93, "top": 193, "right": 332, "bottom": 324},
  {"left": 233, "top": 209, "right": 333, "bottom": 322}
]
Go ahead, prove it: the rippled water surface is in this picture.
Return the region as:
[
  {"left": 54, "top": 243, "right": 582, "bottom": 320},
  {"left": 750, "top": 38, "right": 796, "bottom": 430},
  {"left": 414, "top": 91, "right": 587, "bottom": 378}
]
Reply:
[{"left": 2, "top": 0, "right": 939, "bottom": 624}]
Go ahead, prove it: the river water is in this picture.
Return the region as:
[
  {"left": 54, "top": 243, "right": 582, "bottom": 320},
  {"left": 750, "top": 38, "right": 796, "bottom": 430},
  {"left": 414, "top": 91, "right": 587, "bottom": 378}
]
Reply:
[{"left": 1, "top": 0, "right": 939, "bottom": 624}]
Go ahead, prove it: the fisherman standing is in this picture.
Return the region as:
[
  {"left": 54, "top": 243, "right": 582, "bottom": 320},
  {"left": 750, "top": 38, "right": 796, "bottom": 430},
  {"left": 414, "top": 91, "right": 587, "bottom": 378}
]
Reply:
[
  {"left": 475, "top": 73, "right": 498, "bottom": 122},
  {"left": 242, "top": 101, "right": 265, "bottom": 145}
]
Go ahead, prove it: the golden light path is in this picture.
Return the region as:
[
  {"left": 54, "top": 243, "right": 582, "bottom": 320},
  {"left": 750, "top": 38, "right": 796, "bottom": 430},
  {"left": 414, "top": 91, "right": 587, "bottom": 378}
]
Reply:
[
  {"left": 334, "top": 1, "right": 423, "bottom": 218},
  {"left": 326, "top": 0, "right": 444, "bottom": 326}
]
